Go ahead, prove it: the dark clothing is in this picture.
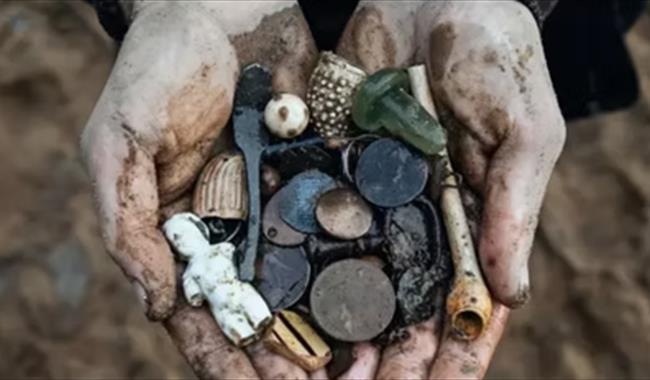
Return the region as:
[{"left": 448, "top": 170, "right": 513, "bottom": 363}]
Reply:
[
  {"left": 543, "top": 1, "right": 645, "bottom": 119},
  {"left": 88, "top": 0, "right": 645, "bottom": 121}
]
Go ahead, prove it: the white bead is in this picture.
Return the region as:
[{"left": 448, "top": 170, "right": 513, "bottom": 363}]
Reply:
[{"left": 264, "top": 93, "right": 310, "bottom": 139}]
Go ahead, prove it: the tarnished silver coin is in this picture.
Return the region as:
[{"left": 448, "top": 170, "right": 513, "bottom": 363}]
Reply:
[
  {"left": 316, "top": 188, "right": 373, "bottom": 240},
  {"left": 279, "top": 170, "right": 337, "bottom": 234},
  {"left": 263, "top": 187, "right": 307, "bottom": 247},
  {"left": 310, "top": 259, "right": 395, "bottom": 342},
  {"left": 255, "top": 243, "right": 311, "bottom": 312},
  {"left": 355, "top": 138, "right": 429, "bottom": 208}
]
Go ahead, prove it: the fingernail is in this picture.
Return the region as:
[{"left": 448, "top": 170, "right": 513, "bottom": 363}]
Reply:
[{"left": 508, "top": 267, "right": 530, "bottom": 308}]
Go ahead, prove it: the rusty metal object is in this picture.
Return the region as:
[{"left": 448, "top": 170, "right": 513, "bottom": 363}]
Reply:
[
  {"left": 383, "top": 198, "right": 443, "bottom": 273},
  {"left": 263, "top": 310, "right": 332, "bottom": 372},
  {"left": 311, "top": 259, "right": 395, "bottom": 342},
  {"left": 193, "top": 152, "right": 248, "bottom": 220},
  {"left": 306, "top": 52, "right": 367, "bottom": 139},
  {"left": 305, "top": 234, "right": 383, "bottom": 272},
  {"left": 316, "top": 188, "right": 373, "bottom": 240}
]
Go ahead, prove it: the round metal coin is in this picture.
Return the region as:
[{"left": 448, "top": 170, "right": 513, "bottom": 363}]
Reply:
[
  {"left": 316, "top": 188, "right": 373, "bottom": 240},
  {"left": 255, "top": 244, "right": 311, "bottom": 311},
  {"left": 263, "top": 187, "right": 307, "bottom": 246},
  {"left": 279, "top": 170, "right": 337, "bottom": 234},
  {"left": 355, "top": 138, "right": 429, "bottom": 208},
  {"left": 310, "top": 259, "right": 396, "bottom": 342}
]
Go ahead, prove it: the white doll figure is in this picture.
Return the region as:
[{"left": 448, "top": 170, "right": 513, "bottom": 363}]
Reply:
[{"left": 163, "top": 212, "right": 273, "bottom": 346}]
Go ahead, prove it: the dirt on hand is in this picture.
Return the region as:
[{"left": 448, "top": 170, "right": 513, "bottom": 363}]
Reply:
[{"left": 0, "top": 1, "right": 648, "bottom": 379}]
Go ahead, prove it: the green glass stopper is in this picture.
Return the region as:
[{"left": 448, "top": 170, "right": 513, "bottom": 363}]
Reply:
[{"left": 352, "top": 69, "right": 447, "bottom": 155}]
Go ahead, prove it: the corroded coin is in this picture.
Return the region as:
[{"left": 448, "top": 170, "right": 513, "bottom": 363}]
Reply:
[
  {"left": 255, "top": 243, "right": 311, "bottom": 311},
  {"left": 263, "top": 187, "right": 307, "bottom": 246},
  {"left": 310, "top": 259, "right": 395, "bottom": 342},
  {"left": 279, "top": 170, "right": 337, "bottom": 234},
  {"left": 316, "top": 188, "right": 373, "bottom": 240},
  {"left": 355, "top": 138, "right": 429, "bottom": 208}
]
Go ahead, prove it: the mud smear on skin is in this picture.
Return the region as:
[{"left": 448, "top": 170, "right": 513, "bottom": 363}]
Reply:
[
  {"left": 337, "top": 6, "right": 398, "bottom": 73},
  {"left": 230, "top": 5, "right": 318, "bottom": 96},
  {"left": 114, "top": 131, "right": 177, "bottom": 321},
  {"left": 428, "top": 23, "right": 456, "bottom": 81},
  {"left": 157, "top": 64, "right": 232, "bottom": 205}
]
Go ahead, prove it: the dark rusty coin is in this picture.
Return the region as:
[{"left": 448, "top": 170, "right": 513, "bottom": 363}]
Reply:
[
  {"left": 279, "top": 170, "right": 337, "bottom": 234},
  {"left": 316, "top": 188, "right": 373, "bottom": 240},
  {"left": 355, "top": 138, "right": 429, "bottom": 208},
  {"left": 263, "top": 187, "right": 307, "bottom": 246},
  {"left": 255, "top": 243, "right": 311, "bottom": 312},
  {"left": 310, "top": 259, "right": 395, "bottom": 342}
]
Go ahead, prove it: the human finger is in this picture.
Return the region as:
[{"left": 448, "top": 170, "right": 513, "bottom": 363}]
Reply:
[
  {"left": 375, "top": 317, "right": 441, "bottom": 380},
  {"left": 247, "top": 342, "right": 310, "bottom": 380},
  {"left": 337, "top": 342, "right": 380, "bottom": 380},
  {"left": 428, "top": 303, "right": 509, "bottom": 379},
  {"left": 165, "top": 302, "right": 259, "bottom": 379}
]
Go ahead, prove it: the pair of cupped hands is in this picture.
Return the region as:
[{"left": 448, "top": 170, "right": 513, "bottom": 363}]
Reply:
[{"left": 81, "top": 1, "right": 565, "bottom": 379}]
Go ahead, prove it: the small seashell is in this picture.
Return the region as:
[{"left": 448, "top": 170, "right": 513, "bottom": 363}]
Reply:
[
  {"left": 306, "top": 52, "right": 367, "bottom": 139},
  {"left": 263, "top": 310, "right": 332, "bottom": 371},
  {"left": 264, "top": 93, "right": 310, "bottom": 139},
  {"left": 193, "top": 152, "right": 248, "bottom": 220}
]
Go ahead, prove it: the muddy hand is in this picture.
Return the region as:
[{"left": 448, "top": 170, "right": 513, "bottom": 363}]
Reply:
[
  {"left": 81, "top": 2, "right": 317, "bottom": 379},
  {"left": 337, "top": 0, "right": 565, "bottom": 378}
]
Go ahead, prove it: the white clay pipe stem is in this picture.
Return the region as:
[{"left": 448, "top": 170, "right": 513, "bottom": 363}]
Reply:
[{"left": 408, "top": 65, "right": 492, "bottom": 340}]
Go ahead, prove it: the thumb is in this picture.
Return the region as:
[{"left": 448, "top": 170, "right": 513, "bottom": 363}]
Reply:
[
  {"left": 82, "top": 124, "right": 177, "bottom": 320},
  {"left": 479, "top": 125, "right": 564, "bottom": 308}
]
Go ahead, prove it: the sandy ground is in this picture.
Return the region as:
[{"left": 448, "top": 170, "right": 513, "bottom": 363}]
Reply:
[{"left": 0, "top": 1, "right": 648, "bottom": 379}]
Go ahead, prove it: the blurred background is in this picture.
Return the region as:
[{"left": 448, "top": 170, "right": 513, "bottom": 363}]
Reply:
[{"left": 0, "top": 1, "right": 648, "bottom": 379}]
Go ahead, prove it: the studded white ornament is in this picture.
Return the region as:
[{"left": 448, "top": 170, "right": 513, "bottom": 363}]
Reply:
[{"left": 264, "top": 93, "right": 310, "bottom": 139}]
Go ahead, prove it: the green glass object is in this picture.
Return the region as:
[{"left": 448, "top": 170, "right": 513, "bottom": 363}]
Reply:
[{"left": 352, "top": 69, "right": 446, "bottom": 156}]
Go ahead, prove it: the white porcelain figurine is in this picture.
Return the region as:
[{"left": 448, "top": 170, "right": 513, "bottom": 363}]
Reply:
[{"left": 163, "top": 212, "right": 273, "bottom": 346}]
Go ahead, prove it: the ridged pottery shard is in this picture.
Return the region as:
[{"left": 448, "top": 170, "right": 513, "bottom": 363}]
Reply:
[
  {"left": 193, "top": 152, "right": 248, "bottom": 220},
  {"left": 310, "top": 259, "right": 395, "bottom": 342},
  {"left": 263, "top": 310, "right": 332, "bottom": 371},
  {"left": 316, "top": 188, "right": 373, "bottom": 240},
  {"left": 263, "top": 187, "right": 307, "bottom": 247},
  {"left": 279, "top": 170, "right": 337, "bottom": 234},
  {"left": 355, "top": 138, "right": 429, "bottom": 208},
  {"left": 255, "top": 243, "right": 311, "bottom": 311}
]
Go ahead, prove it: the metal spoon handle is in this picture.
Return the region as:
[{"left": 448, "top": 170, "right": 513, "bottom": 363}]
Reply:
[{"left": 239, "top": 151, "right": 261, "bottom": 282}]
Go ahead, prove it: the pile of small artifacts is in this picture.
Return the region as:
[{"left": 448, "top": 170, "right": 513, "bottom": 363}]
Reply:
[{"left": 162, "top": 53, "right": 492, "bottom": 376}]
